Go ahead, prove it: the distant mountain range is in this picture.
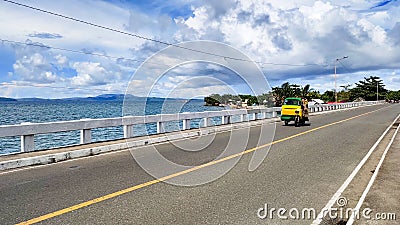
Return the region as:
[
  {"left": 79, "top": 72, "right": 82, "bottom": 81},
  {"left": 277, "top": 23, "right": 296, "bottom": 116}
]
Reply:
[
  {"left": 0, "top": 94, "right": 196, "bottom": 102},
  {"left": 0, "top": 97, "right": 17, "bottom": 102}
]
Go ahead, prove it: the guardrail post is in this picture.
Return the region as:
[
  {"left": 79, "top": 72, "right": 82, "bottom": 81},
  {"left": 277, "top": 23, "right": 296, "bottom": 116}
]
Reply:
[
  {"left": 182, "top": 119, "right": 190, "bottom": 130},
  {"left": 157, "top": 121, "right": 165, "bottom": 133},
  {"left": 80, "top": 129, "right": 92, "bottom": 144},
  {"left": 241, "top": 114, "right": 247, "bottom": 122},
  {"left": 272, "top": 109, "right": 277, "bottom": 118},
  {"left": 123, "top": 125, "right": 133, "bottom": 138},
  {"left": 222, "top": 115, "right": 231, "bottom": 124},
  {"left": 21, "top": 134, "right": 34, "bottom": 152},
  {"left": 202, "top": 117, "right": 211, "bottom": 127}
]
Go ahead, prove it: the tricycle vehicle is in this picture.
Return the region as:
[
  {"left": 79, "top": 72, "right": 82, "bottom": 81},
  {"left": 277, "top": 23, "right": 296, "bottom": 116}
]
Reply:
[{"left": 280, "top": 97, "right": 309, "bottom": 126}]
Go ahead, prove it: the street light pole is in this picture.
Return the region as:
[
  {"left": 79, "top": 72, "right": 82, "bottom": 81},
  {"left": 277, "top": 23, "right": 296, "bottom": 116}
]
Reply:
[
  {"left": 377, "top": 81, "right": 379, "bottom": 101},
  {"left": 334, "top": 61, "right": 337, "bottom": 103},
  {"left": 334, "top": 56, "right": 348, "bottom": 103}
]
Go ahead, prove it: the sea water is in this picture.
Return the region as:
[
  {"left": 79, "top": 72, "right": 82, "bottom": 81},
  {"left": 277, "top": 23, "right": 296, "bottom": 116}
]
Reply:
[{"left": 0, "top": 99, "right": 223, "bottom": 155}]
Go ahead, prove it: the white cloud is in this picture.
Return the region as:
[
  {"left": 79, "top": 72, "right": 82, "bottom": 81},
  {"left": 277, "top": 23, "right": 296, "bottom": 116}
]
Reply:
[
  {"left": 12, "top": 52, "right": 60, "bottom": 83},
  {"left": 71, "top": 62, "right": 110, "bottom": 86},
  {"left": 54, "top": 54, "right": 68, "bottom": 67},
  {"left": 357, "top": 18, "right": 387, "bottom": 44},
  {"left": 0, "top": 0, "right": 142, "bottom": 58},
  {"left": 184, "top": 6, "right": 210, "bottom": 36},
  {"left": 173, "top": 0, "right": 400, "bottom": 84}
]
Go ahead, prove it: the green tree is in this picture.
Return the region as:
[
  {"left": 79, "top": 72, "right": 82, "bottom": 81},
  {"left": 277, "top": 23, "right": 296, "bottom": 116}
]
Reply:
[
  {"left": 272, "top": 82, "right": 313, "bottom": 106},
  {"left": 220, "top": 94, "right": 240, "bottom": 104},
  {"left": 204, "top": 94, "right": 223, "bottom": 106},
  {"left": 321, "top": 90, "right": 335, "bottom": 102},
  {"left": 308, "top": 90, "right": 321, "bottom": 99},
  {"left": 239, "top": 94, "right": 259, "bottom": 106},
  {"left": 300, "top": 84, "right": 312, "bottom": 99},
  {"left": 349, "top": 76, "right": 387, "bottom": 101},
  {"left": 338, "top": 84, "right": 351, "bottom": 102},
  {"left": 257, "top": 92, "right": 274, "bottom": 107},
  {"left": 386, "top": 90, "right": 400, "bottom": 101}
]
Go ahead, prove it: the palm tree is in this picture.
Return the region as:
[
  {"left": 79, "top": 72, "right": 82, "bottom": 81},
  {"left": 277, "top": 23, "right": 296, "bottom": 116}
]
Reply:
[{"left": 301, "top": 84, "right": 311, "bottom": 99}]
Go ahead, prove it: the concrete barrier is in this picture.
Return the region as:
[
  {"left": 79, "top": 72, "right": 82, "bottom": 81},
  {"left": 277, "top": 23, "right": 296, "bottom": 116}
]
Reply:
[{"left": 0, "top": 101, "right": 381, "bottom": 153}]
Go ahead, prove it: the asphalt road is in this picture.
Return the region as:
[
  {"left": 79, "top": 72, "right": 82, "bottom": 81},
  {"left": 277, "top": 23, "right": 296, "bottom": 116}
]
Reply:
[{"left": 0, "top": 104, "right": 399, "bottom": 225}]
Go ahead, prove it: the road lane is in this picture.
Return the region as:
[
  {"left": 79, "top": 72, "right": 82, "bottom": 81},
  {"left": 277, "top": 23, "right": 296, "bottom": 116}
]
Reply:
[{"left": 0, "top": 104, "right": 399, "bottom": 224}]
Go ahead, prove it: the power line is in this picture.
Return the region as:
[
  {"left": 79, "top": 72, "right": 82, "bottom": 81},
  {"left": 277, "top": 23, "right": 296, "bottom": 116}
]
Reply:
[
  {"left": 0, "top": 38, "right": 326, "bottom": 68},
  {"left": 0, "top": 38, "right": 167, "bottom": 66},
  {"left": 337, "top": 59, "right": 384, "bottom": 87},
  {"left": 1, "top": 37, "right": 329, "bottom": 71},
  {"left": 2, "top": 39, "right": 121, "bottom": 60},
  {"left": 0, "top": 0, "right": 332, "bottom": 93},
  {"left": 338, "top": 60, "right": 371, "bottom": 78},
  {"left": 2, "top": 0, "right": 327, "bottom": 68},
  {"left": 1, "top": 0, "right": 249, "bottom": 62},
  {"left": 0, "top": 38, "right": 334, "bottom": 92}
]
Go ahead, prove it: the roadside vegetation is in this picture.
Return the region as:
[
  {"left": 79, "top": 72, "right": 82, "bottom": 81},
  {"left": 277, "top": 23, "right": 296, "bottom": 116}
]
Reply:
[{"left": 204, "top": 76, "right": 398, "bottom": 107}]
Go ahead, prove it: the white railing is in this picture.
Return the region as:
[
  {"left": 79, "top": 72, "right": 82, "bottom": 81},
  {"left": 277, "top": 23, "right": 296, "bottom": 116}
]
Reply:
[
  {"left": 0, "top": 101, "right": 381, "bottom": 153},
  {"left": 307, "top": 101, "right": 382, "bottom": 112}
]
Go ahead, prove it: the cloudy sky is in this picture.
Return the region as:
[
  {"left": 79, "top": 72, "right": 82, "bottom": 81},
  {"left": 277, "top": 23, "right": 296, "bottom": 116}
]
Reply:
[{"left": 0, "top": 0, "right": 399, "bottom": 98}]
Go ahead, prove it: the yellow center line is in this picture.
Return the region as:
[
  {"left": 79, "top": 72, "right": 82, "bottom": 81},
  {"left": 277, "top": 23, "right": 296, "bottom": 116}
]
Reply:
[{"left": 16, "top": 106, "right": 388, "bottom": 225}]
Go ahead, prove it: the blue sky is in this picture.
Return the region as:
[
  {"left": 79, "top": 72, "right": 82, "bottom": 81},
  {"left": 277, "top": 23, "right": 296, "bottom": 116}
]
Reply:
[{"left": 0, "top": 0, "right": 399, "bottom": 98}]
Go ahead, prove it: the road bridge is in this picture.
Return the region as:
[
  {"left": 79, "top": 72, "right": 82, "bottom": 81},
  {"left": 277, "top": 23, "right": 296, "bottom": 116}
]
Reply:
[{"left": 0, "top": 103, "right": 399, "bottom": 224}]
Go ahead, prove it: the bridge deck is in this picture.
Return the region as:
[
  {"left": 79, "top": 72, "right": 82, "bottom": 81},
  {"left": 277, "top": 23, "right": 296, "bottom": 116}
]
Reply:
[{"left": 0, "top": 104, "right": 399, "bottom": 225}]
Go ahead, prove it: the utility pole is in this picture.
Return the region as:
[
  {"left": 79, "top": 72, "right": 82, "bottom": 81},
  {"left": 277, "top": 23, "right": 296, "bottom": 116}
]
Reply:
[
  {"left": 377, "top": 81, "right": 379, "bottom": 101},
  {"left": 334, "top": 56, "right": 348, "bottom": 103}
]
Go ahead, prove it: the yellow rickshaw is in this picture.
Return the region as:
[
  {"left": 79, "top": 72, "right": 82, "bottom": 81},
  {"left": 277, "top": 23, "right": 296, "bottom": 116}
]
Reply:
[{"left": 281, "top": 97, "right": 309, "bottom": 126}]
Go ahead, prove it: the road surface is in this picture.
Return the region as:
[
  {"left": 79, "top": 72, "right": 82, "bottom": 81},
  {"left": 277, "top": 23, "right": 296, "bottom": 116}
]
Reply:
[{"left": 0, "top": 104, "right": 399, "bottom": 225}]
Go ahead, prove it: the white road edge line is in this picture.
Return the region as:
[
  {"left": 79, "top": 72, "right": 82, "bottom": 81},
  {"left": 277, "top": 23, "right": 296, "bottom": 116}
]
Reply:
[
  {"left": 346, "top": 121, "right": 400, "bottom": 224},
  {"left": 311, "top": 113, "right": 400, "bottom": 225}
]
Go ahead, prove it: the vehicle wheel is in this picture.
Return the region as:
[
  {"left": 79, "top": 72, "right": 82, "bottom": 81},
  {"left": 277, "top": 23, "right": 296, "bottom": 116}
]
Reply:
[
  {"left": 284, "top": 121, "right": 288, "bottom": 126},
  {"left": 294, "top": 116, "right": 300, "bottom": 127}
]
